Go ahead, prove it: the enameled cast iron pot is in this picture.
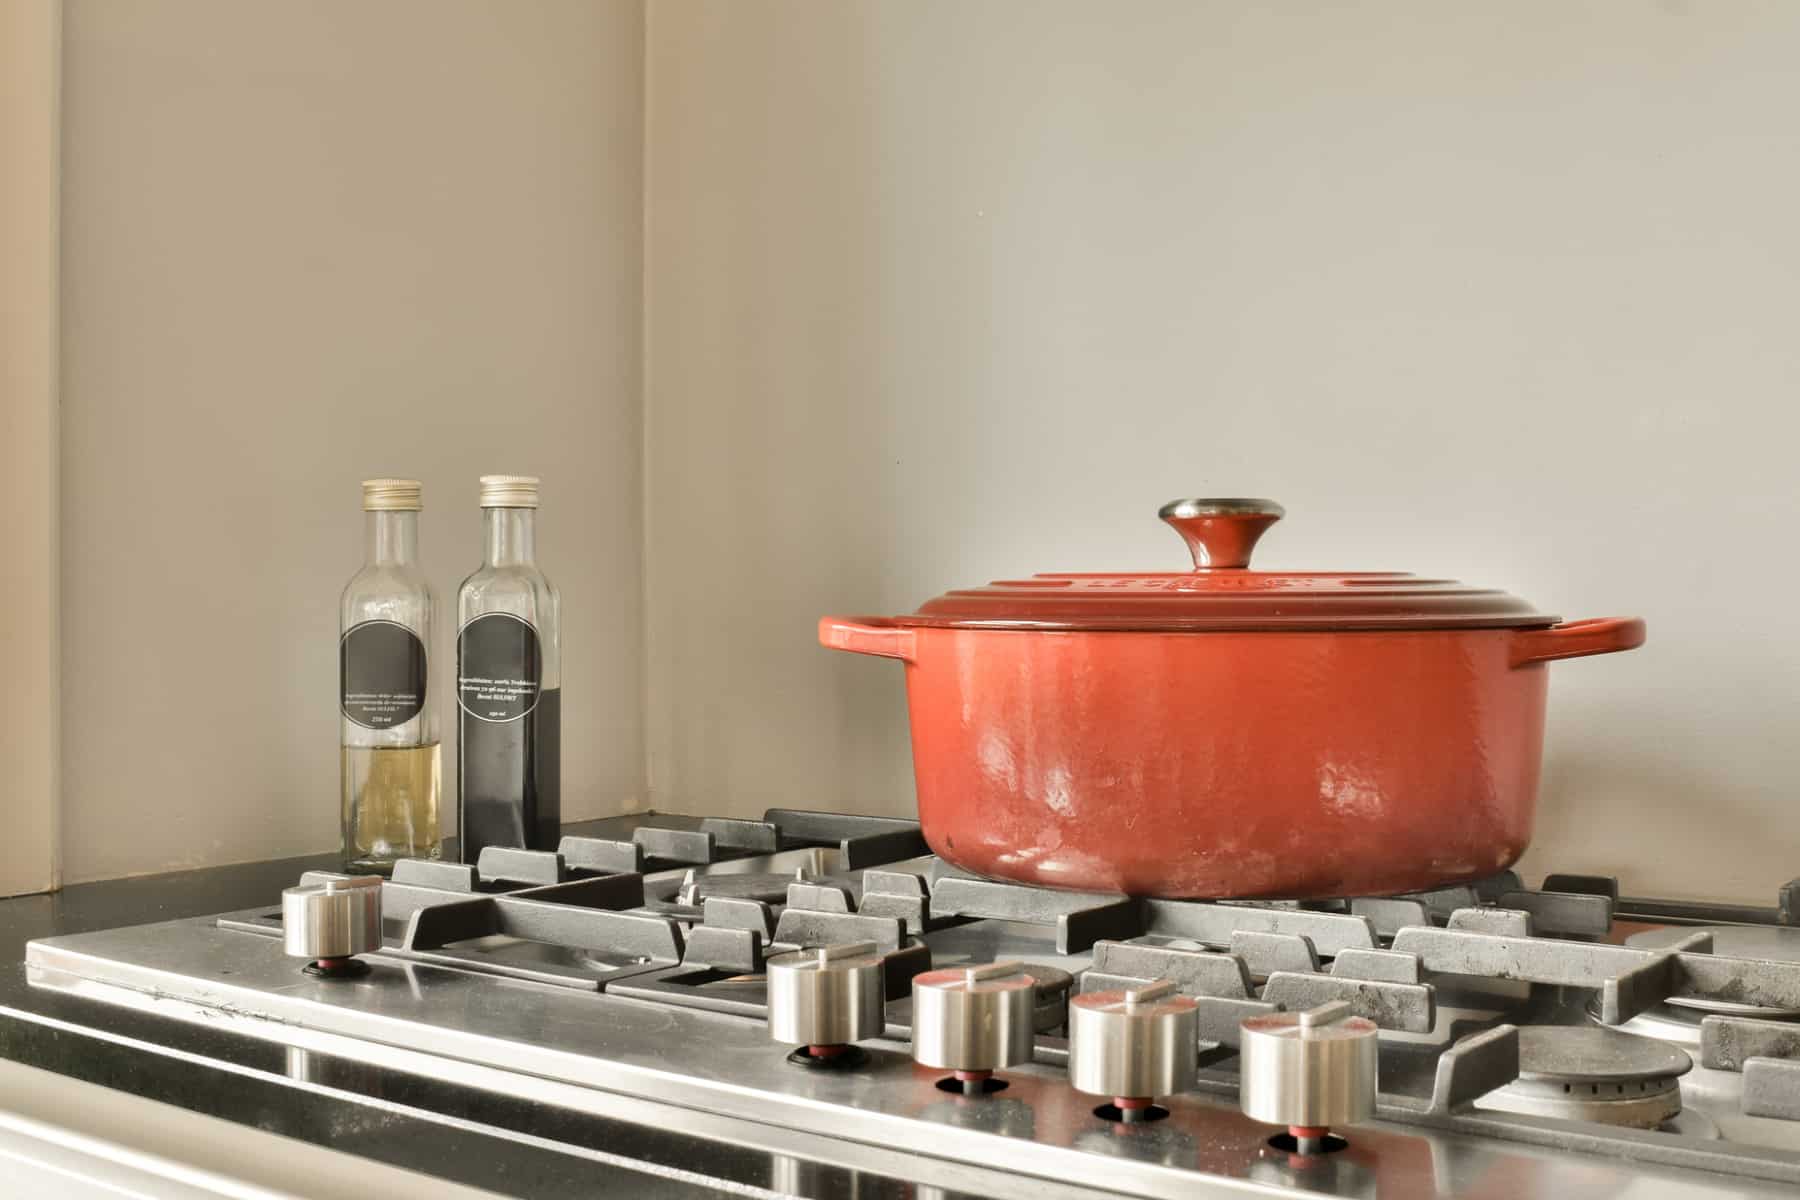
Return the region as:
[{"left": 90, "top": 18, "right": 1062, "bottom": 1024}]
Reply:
[{"left": 820, "top": 499, "right": 1645, "bottom": 900}]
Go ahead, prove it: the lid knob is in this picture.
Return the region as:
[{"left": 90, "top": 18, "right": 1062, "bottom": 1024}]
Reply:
[{"left": 1158, "top": 498, "right": 1285, "bottom": 570}]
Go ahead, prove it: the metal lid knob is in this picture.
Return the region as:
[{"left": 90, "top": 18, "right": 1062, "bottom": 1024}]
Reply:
[
  {"left": 1068, "top": 979, "right": 1198, "bottom": 1112},
  {"left": 767, "top": 941, "right": 885, "bottom": 1063},
  {"left": 281, "top": 876, "right": 382, "bottom": 977},
  {"left": 1158, "top": 498, "right": 1285, "bottom": 570},
  {"left": 912, "top": 961, "right": 1036, "bottom": 1084},
  {"left": 1239, "top": 1000, "right": 1378, "bottom": 1145}
]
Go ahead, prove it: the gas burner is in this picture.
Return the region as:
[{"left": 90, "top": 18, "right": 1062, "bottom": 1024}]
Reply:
[
  {"left": 1599, "top": 1003, "right": 1711, "bottom": 1048},
  {"left": 1476, "top": 1025, "right": 1693, "bottom": 1128},
  {"left": 1596, "top": 995, "right": 1800, "bottom": 1051},
  {"left": 673, "top": 868, "right": 805, "bottom": 907},
  {"left": 1626, "top": 926, "right": 1800, "bottom": 1018},
  {"left": 1594, "top": 926, "right": 1800, "bottom": 1045}
]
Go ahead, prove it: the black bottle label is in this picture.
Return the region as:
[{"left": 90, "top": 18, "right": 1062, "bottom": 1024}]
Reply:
[
  {"left": 340, "top": 620, "right": 427, "bottom": 729},
  {"left": 456, "top": 613, "right": 542, "bottom": 722}
]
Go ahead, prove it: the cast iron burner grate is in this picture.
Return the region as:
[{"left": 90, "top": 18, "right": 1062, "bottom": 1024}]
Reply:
[
  {"left": 217, "top": 809, "right": 1800, "bottom": 1145},
  {"left": 30, "top": 805, "right": 1800, "bottom": 1194}
]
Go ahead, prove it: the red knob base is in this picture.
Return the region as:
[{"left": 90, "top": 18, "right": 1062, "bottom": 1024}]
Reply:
[{"left": 786, "top": 1044, "right": 869, "bottom": 1070}]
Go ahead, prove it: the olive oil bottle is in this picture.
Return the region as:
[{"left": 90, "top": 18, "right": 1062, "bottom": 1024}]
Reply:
[{"left": 340, "top": 478, "right": 442, "bottom": 872}]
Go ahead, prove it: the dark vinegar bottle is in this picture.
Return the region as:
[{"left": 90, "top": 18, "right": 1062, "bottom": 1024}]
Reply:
[{"left": 456, "top": 475, "right": 561, "bottom": 861}]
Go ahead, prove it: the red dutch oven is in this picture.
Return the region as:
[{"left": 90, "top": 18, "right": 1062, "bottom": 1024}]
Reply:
[{"left": 819, "top": 499, "right": 1645, "bottom": 900}]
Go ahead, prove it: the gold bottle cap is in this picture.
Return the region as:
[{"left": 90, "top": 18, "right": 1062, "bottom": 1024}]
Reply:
[
  {"left": 362, "top": 478, "right": 423, "bottom": 511},
  {"left": 479, "top": 475, "right": 540, "bottom": 509}
]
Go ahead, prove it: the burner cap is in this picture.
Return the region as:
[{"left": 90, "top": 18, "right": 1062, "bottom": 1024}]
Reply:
[
  {"left": 1477, "top": 1026, "right": 1691, "bottom": 1129},
  {"left": 1514, "top": 1025, "right": 1692, "bottom": 1084}
]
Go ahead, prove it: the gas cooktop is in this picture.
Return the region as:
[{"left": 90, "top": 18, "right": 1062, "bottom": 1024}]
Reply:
[{"left": 21, "top": 809, "right": 1800, "bottom": 1198}]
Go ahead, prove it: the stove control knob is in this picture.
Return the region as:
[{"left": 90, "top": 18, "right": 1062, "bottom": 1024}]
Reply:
[
  {"left": 1068, "top": 979, "right": 1198, "bottom": 1118},
  {"left": 912, "top": 961, "right": 1036, "bottom": 1091},
  {"left": 1239, "top": 1000, "right": 1378, "bottom": 1151},
  {"left": 282, "top": 876, "right": 382, "bottom": 978},
  {"left": 767, "top": 941, "right": 885, "bottom": 1064}
]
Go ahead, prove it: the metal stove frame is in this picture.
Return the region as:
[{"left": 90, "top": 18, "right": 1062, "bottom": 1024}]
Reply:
[{"left": 20, "top": 808, "right": 1800, "bottom": 1198}]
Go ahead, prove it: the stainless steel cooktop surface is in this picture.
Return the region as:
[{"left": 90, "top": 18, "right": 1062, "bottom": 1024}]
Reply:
[{"left": 21, "top": 809, "right": 1800, "bottom": 1198}]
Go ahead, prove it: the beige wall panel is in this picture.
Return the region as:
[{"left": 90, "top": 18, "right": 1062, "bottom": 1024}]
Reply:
[
  {"left": 61, "top": 1, "right": 646, "bottom": 881},
  {"left": 0, "top": 0, "right": 62, "bottom": 897},
  {"left": 646, "top": 1, "right": 1800, "bottom": 904}
]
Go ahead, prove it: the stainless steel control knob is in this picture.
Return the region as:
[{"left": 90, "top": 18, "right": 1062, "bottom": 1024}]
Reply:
[
  {"left": 1068, "top": 979, "right": 1198, "bottom": 1118},
  {"left": 1239, "top": 1000, "right": 1378, "bottom": 1151},
  {"left": 767, "top": 941, "right": 885, "bottom": 1066},
  {"left": 912, "top": 961, "right": 1036, "bottom": 1091},
  {"left": 281, "top": 875, "right": 382, "bottom": 977}
]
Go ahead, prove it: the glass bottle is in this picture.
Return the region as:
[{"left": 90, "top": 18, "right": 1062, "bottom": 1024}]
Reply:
[
  {"left": 457, "top": 475, "right": 561, "bottom": 861},
  {"left": 340, "top": 478, "right": 441, "bottom": 872}
]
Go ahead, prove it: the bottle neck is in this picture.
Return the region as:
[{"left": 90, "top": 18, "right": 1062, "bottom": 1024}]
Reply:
[
  {"left": 483, "top": 506, "right": 537, "bottom": 567},
  {"left": 364, "top": 510, "right": 419, "bottom": 565}
]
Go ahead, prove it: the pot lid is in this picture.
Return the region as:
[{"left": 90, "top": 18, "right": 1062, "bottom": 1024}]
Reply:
[{"left": 903, "top": 499, "right": 1555, "bottom": 632}]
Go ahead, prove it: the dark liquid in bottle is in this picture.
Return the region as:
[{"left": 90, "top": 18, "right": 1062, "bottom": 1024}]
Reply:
[{"left": 459, "top": 687, "right": 560, "bottom": 862}]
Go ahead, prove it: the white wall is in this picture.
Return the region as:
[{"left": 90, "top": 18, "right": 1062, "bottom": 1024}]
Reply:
[
  {"left": 61, "top": 0, "right": 645, "bottom": 882},
  {"left": 646, "top": 1, "right": 1800, "bottom": 904}
]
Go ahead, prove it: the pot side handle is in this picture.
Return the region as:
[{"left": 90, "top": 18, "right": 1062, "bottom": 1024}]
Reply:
[
  {"left": 1509, "top": 617, "right": 1646, "bottom": 668},
  {"left": 819, "top": 615, "right": 916, "bottom": 663}
]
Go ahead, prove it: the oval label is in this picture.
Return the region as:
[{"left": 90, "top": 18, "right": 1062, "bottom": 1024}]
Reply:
[
  {"left": 340, "top": 620, "right": 428, "bottom": 729},
  {"left": 457, "top": 612, "right": 543, "bottom": 722}
]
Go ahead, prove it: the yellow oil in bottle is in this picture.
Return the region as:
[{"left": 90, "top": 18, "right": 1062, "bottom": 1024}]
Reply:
[{"left": 341, "top": 742, "right": 442, "bottom": 872}]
